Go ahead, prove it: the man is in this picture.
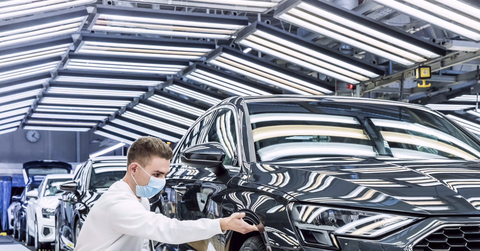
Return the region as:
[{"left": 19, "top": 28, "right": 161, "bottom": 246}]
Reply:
[{"left": 75, "top": 136, "right": 258, "bottom": 251}]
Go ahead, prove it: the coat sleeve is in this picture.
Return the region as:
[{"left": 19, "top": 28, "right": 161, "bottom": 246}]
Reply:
[{"left": 107, "top": 195, "right": 223, "bottom": 244}]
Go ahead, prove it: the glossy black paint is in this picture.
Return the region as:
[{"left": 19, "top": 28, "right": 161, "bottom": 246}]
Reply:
[{"left": 150, "top": 96, "right": 480, "bottom": 251}]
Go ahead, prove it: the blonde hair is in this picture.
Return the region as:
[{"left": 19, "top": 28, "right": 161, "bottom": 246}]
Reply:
[{"left": 127, "top": 136, "right": 173, "bottom": 168}]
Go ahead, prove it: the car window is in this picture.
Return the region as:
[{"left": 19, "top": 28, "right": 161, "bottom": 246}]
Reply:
[
  {"left": 247, "top": 100, "right": 480, "bottom": 161},
  {"left": 43, "top": 178, "right": 71, "bottom": 197},
  {"left": 173, "top": 112, "right": 214, "bottom": 164},
  {"left": 88, "top": 165, "right": 125, "bottom": 191},
  {"left": 206, "top": 108, "right": 238, "bottom": 166}
]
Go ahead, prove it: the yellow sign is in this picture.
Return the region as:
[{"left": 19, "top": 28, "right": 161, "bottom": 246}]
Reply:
[
  {"left": 416, "top": 66, "right": 431, "bottom": 79},
  {"left": 418, "top": 79, "right": 431, "bottom": 88}
]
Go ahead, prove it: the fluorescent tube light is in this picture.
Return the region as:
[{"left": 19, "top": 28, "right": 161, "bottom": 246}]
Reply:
[
  {"left": 0, "top": 115, "right": 24, "bottom": 125},
  {"left": 118, "top": 0, "right": 281, "bottom": 13},
  {"left": 31, "top": 113, "right": 106, "bottom": 121},
  {"left": 0, "top": 121, "right": 21, "bottom": 131},
  {"left": 0, "top": 44, "right": 70, "bottom": 68},
  {"left": 65, "top": 59, "right": 186, "bottom": 75},
  {"left": 0, "top": 107, "right": 29, "bottom": 118},
  {"left": 0, "top": 89, "right": 41, "bottom": 104},
  {"left": 103, "top": 125, "right": 142, "bottom": 140},
  {"left": 112, "top": 119, "right": 180, "bottom": 142},
  {"left": 0, "top": 79, "right": 49, "bottom": 94},
  {"left": 122, "top": 111, "right": 187, "bottom": 135},
  {"left": 165, "top": 85, "right": 221, "bottom": 105},
  {"left": 149, "top": 95, "right": 205, "bottom": 116},
  {"left": 0, "top": 62, "right": 58, "bottom": 83},
  {"left": 89, "top": 142, "right": 125, "bottom": 158},
  {"left": 27, "top": 120, "right": 97, "bottom": 126},
  {"left": 94, "top": 130, "right": 134, "bottom": 145},
  {"left": 0, "top": 100, "right": 34, "bottom": 113},
  {"left": 134, "top": 104, "right": 194, "bottom": 126},
  {"left": 48, "top": 87, "right": 145, "bottom": 98},
  {"left": 24, "top": 125, "right": 91, "bottom": 132},
  {"left": 0, "top": 0, "right": 95, "bottom": 20},
  {"left": 54, "top": 75, "right": 162, "bottom": 86},
  {"left": 41, "top": 97, "right": 131, "bottom": 107},
  {"left": 35, "top": 105, "right": 117, "bottom": 115},
  {"left": 373, "top": 0, "right": 480, "bottom": 41},
  {"left": 0, "top": 127, "right": 17, "bottom": 135}
]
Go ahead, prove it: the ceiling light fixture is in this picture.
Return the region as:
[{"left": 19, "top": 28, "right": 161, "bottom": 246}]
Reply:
[
  {"left": 24, "top": 125, "right": 91, "bottom": 132},
  {"left": 0, "top": 107, "right": 30, "bottom": 118},
  {"left": 41, "top": 97, "right": 131, "bottom": 107},
  {"left": 165, "top": 83, "right": 222, "bottom": 105},
  {"left": 35, "top": 105, "right": 117, "bottom": 115},
  {"left": 89, "top": 142, "right": 125, "bottom": 158},
  {"left": 206, "top": 46, "right": 334, "bottom": 95},
  {"left": 0, "top": 0, "right": 95, "bottom": 20},
  {"left": 111, "top": 119, "right": 180, "bottom": 142},
  {"left": 94, "top": 129, "right": 134, "bottom": 145},
  {"left": 148, "top": 94, "right": 205, "bottom": 116},
  {"left": 0, "top": 127, "right": 17, "bottom": 135},
  {"left": 91, "top": 5, "right": 248, "bottom": 39},
  {"left": 236, "top": 22, "right": 384, "bottom": 83},
  {"left": 275, "top": 0, "right": 446, "bottom": 65},
  {"left": 373, "top": 0, "right": 480, "bottom": 41},
  {"left": 122, "top": 111, "right": 187, "bottom": 135}
]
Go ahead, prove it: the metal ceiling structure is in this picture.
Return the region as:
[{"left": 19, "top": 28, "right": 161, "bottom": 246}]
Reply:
[{"left": 2, "top": 0, "right": 480, "bottom": 143}]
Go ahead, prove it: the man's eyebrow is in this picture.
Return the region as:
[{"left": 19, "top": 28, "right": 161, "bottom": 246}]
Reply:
[{"left": 153, "top": 171, "right": 167, "bottom": 175}]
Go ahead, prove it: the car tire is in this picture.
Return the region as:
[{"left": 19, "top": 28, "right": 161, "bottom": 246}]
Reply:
[
  {"left": 239, "top": 236, "right": 266, "bottom": 251},
  {"left": 13, "top": 224, "right": 18, "bottom": 239},
  {"left": 26, "top": 222, "right": 34, "bottom": 246}
]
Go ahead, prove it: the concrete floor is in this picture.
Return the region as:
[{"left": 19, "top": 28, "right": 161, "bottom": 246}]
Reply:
[{"left": 0, "top": 233, "right": 53, "bottom": 251}]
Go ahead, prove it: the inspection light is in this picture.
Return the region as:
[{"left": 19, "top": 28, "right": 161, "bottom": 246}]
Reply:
[
  {"left": 89, "top": 142, "right": 126, "bottom": 158},
  {"left": 0, "top": 121, "right": 21, "bottom": 131},
  {"left": 24, "top": 125, "right": 91, "bottom": 132},
  {"left": 103, "top": 125, "right": 142, "bottom": 140},
  {"left": 26, "top": 120, "right": 97, "bottom": 127},
  {"left": 36, "top": 105, "right": 117, "bottom": 115},
  {"left": 0, "top": 78, "right": 49, "bottom": 94},
  {"left": 275, "top": 0, "right": 446, "bottom": 65},
  {"left": 47, "top": 87, "right": 145, "bottom": 98},
  {"left": 373, "top": 0, "right": 480, "bottom": 41},
  {"left": 165, "top": 84, "right": 221, "bottom": 105},
  {"left": 41, "top": 97, "right": 131, "bottom": 107},
  {"left": 236, "top": 22, "right": 384, "bottom": 84},
  {"left": 134, "top": 103, "right": 194, "bottom": 126},
  {"left": 0, "top": 8, "right": 88, "bottom": 49},
  {"left": 112, "top": 119, "right": 180, "bottom": 142},
  {"left": 0, "top": 0, "right": 95, "bottom": 20},
  {"left": 0, "top": 89, "right": 41, "bottom": 104},
  {"left": 148, "top": 94, "right": 205, "bottom": 116},
  {"left": 0, "top": 43, "right": 70, "bottom": 68},
  {"left": 183, "top": 64, "right": 273, "bottom": 96},
  {"left": 91, "top": 5, "right": 248, "bottom": 40},
  {"left": 94, "top": 130, "right": 134, "bottom": 145},
  {"left": 0, "top": 62, "right": 59, "bottom": 83},
  {"left": 54, "top": 75, "right": 162, "bottom": 86},
  {"left": 0, "top": 107, "right": 29, "bottom": 118},
  {"left": 31, "top": 113, "right": 106, "bottom": 121},
  {"left": 207, "top": 46, "right": 333, "bottom": 95},
  {"left": 0, "top": 115, "right": 24, "bottom": 126},
  {"left": 120, "top": 0, "right": 281, "bottom": 13},
  {"left": 122, "top": 111, "right": 187, "bottom": 135},
  {"left": 0, "top": 127, "right": 17, "bottom": 135},
  {"left": 65, "top": 55, "right": 187, "bottom": 75}
]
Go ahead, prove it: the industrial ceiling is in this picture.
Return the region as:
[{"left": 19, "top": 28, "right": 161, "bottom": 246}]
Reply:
[{"left": 1, "top": 0, "right": 480, "bottom": 144}]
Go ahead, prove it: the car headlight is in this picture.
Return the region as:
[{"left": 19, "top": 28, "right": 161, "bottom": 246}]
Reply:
[
  {"left": 290, "top": 203, "right": 420, "bottom": 249},
  {"left": 42, "top": 208, "right": 56, "bottom": 218}
]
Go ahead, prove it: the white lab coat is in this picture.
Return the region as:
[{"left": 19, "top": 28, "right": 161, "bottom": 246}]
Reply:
[{"left": 74, "top": 181, "right": 223, "bottom": 251}]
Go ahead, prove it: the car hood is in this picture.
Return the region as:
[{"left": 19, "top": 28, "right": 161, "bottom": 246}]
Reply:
[
  {"left": 37, "top": 196, "right": 61, "bottom": 210},
  {"left": 253, "top": 158, "right": 480, "bottom": 215}
]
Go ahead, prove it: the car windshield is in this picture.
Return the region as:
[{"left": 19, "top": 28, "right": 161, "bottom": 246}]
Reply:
[
  {"left": 43, "top": 178, "right": 71, "bottom": 197},
  {"left": 247, "top": 99, "right": 480, "bottom": 161},
  {"left": 89, "top": 165, "right": 126, "bottom": 190}
]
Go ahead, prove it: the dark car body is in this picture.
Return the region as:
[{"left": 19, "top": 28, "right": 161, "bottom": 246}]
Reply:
[
  {"left": 151, "top": 95, "right": 480, "bottom": 251},
  {"left": 55, "top": 156, "right": 126, "bottom": 251},
  {"left": 12, "top": 176, "right": 44, "bottom": 241}
]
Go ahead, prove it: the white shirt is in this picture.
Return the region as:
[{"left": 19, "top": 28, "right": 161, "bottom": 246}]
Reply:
[{"left": 75, "top": 180, "right": 223, "bottom": 251}]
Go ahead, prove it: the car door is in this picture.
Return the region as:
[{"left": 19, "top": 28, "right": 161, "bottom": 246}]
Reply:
[{"left": 172, "top": 107, "right": 241, "bottom": 251}]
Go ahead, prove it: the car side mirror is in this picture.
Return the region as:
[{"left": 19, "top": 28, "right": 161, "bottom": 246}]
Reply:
[
  {"left": 181, "top": 142, "right": 230, "bottom": 182},
  {"left": 26, "top": 190, "right": 38, "bottom": 199},
  {"left": 59, "top": 180, "right": 78, "bottom": 193}
]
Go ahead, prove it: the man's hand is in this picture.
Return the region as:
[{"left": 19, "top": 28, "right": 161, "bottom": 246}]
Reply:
[{"left": 220, "top": 212, "right": 259, "bottom": 234}]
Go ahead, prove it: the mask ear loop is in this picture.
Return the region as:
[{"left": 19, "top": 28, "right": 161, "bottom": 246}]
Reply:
[{"left": 130, "top": 163, "right": 140, "bottom": 186}]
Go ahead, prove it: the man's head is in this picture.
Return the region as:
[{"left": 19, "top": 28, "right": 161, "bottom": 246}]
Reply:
[{"left": 126, "top": 136, "right": 173, "bottom": 186}]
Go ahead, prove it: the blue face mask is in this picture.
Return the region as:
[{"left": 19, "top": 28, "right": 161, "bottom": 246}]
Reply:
[{"left": 131, "top": 164, "right": 166, "bottom": 198}]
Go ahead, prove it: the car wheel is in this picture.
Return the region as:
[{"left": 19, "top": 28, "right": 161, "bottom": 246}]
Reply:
[
  {"left": 239, "top": 236, "right": 266, "bottom": 251},
  {"left": 26, "top": 221, "right": 34, "bottom": 246}
]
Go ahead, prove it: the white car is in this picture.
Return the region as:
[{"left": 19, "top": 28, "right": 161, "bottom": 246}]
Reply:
[{"left": 26, "top": 174, "right": 73, "bottom": 250}]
